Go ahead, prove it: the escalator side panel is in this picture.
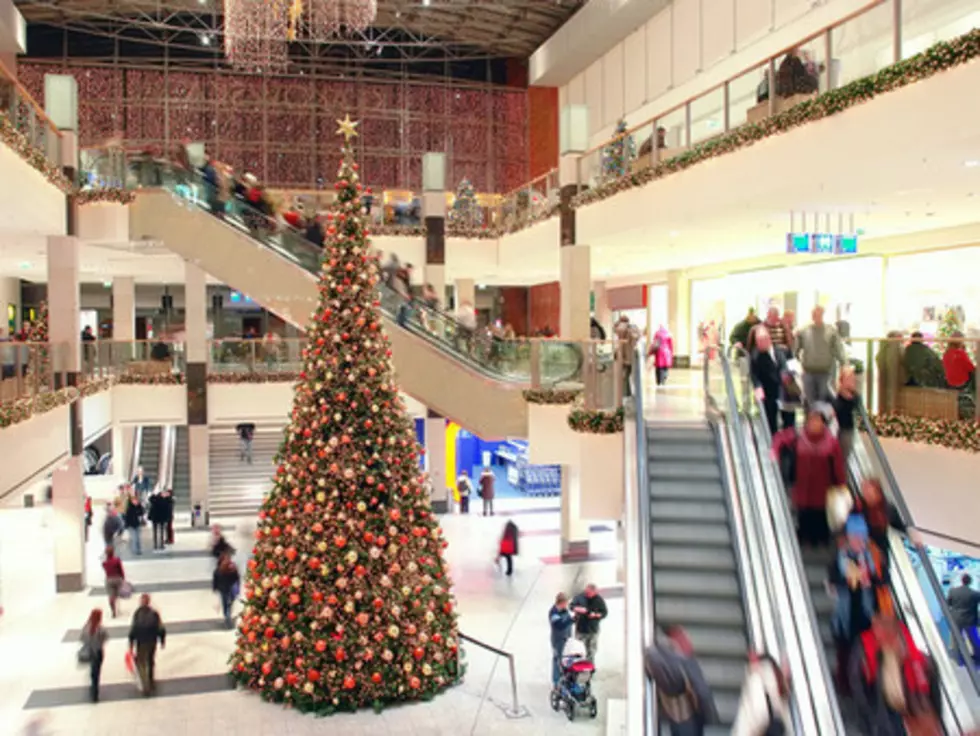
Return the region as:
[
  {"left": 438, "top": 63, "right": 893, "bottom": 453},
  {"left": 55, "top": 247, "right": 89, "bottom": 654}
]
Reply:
[{"left": 132, "top": 191, "right": 528, "bottom": 439}]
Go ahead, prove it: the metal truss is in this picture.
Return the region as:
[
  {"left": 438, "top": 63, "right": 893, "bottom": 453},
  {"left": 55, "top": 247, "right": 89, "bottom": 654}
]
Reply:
[{"left": 15, "top": 0, "right": 584, "bottom": 61}]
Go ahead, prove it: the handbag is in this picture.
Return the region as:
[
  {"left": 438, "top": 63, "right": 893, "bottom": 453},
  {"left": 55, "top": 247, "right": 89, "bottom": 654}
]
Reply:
[
  {"left": 119, "top": 580, "right": 134, "bottom": 600},
  {"left": 77, "top": 645, "right": 92, "bottom": 665}
]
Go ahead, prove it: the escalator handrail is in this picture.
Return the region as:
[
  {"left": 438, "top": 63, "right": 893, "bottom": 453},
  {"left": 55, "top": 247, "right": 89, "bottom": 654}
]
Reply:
[
  {"left": 856, "top": 400, "right": 980, "bottom": 697},
  {"left": 145, "top": 161, "right": 584, "bottom": 385},
  {"left": 746, "top": 399, "right": 846, "bottom": 735},
  {"left": 629, "top": 341, "right": 656, "bottom": 735}
]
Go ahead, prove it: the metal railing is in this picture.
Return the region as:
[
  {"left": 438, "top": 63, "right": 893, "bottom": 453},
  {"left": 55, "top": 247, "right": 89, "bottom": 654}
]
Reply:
[
  {"left": 457, "top": 632, "right": 529, "bottom": 719},
  {"left": 0, "top": 57, "right": 63, "bottom": 175}
]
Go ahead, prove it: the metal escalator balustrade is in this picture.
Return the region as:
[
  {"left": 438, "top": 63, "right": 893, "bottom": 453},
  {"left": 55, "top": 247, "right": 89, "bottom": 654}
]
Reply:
[
  {"left": 133, "top": 161, "right": 586, "bottom": 388},
  {"left": 171, "top": 426, "right": 190, "bottom": 509},
  {"left": 137, "top": 426, "right": 163, "bottom": 486}
]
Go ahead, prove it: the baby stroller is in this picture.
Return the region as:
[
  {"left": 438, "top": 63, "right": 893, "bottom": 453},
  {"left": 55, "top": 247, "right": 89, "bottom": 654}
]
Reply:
[{"left": 550, "top": 638, "right": 598, "bottom": 721}]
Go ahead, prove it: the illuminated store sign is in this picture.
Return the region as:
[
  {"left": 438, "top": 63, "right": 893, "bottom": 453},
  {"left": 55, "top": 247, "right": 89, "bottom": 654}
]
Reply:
[{"left": 785, "top": 233, "right": 859, "bottom": 255}]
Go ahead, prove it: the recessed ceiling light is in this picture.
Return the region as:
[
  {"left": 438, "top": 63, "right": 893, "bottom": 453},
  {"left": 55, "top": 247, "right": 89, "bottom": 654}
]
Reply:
[
  {"left": 965, "top": 160, "right": 980, "bottom": 168},
  {"left": 422, "top": 0, "right": 430, "bottom": 6},
  {"left": 669, "top": 230, "right": 680, "bottom": 237}
]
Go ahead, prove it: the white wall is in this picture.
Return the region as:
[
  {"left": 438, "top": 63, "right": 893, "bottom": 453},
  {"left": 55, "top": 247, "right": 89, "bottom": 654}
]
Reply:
[
  {"left": 0, "top": 141, "right": 66, "bottom": 239},
  {"left": 560, "top": 0, "right": 879, "bottom": 148}
]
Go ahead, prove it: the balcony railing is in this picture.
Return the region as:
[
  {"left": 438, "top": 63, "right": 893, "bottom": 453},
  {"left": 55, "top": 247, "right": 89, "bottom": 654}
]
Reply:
[{"left": 0, "top": 58, "right": 63, "bottom": 177}]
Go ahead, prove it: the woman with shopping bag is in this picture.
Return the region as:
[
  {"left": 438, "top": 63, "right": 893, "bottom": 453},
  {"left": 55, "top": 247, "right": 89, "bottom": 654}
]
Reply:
[{"left": 78, "top": 608, "right": 108, "bottom": 702}]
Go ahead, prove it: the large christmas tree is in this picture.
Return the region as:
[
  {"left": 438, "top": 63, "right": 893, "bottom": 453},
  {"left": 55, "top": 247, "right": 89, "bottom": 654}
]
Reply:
[
  {"left": 447, "top": 177, "right": 478, "bottom": 228},
  {"left": 602, "top": 119, "right": 635, "bottom": 179},
  {"left": 230, "top": 116, "right": 460, "bottom": 714}
]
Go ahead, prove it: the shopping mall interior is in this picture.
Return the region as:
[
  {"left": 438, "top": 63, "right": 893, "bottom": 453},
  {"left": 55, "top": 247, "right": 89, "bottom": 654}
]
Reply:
[{"left": 1, "top": 0, "right": 980, "bottom": 734}]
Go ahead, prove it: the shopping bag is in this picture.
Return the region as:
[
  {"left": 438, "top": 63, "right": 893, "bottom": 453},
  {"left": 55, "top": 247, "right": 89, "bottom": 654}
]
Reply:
[
  {"left": 119, "top": 581, "right": 134, "bottom": 600},
  {"left": 124, "top": 650, "right": 135, "bottom": 674},
  {"left": 826, "top": 486, "right": 853, "bottom": 532}
]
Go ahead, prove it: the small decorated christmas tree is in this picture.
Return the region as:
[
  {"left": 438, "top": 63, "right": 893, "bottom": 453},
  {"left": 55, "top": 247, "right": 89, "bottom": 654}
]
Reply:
[
  {"left": 448, "top": 178, "right": 478, "bottom": 228},
  {"left": 24, "top": 301, "right": 50, "bottom": 387},
  {"left": 936, "top": 307, "right": 962, "bottom": 344},
  {"left": 602, "top": 119, "right": 635, "bottom": 179},
  {"left": 229, "top": 115, "right": 460, "bottom": 715}
]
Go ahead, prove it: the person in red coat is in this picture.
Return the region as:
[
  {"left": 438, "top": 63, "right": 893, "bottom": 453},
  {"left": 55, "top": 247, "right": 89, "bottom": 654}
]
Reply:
[
  {"left": 495, "top": 521, "right": 519, "bottom": 576},
  {"left": 772, "top": 409, "right": 845, "bottom": 546},
  {"left": 943, "top": 332, "right": 975, "bottom": 389}
]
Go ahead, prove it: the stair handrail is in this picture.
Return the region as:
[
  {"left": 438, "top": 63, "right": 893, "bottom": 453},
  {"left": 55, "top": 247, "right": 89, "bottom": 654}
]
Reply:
[
  {"left": 129, "top": 426, "right": 143, "bottom": 482},
  {"left": 456, "top": 632, "right": 529, "bottom": 719},
  {"left": 855, "top": 400, "right": 980, "bottom": 697},
  {"left": 625, "top": 340, "right": 656, "bottom": 735},
  {"left": 746, "top": 390, "right": 846, "bottom": 735},
  {"left": 157, "top": 426, "right": 175, "bottom": 494}
]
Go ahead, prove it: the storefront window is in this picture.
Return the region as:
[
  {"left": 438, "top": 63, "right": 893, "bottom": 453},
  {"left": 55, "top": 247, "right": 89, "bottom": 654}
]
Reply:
[{"left": 886, "top": 248, "right": 980, "bottom": 337}]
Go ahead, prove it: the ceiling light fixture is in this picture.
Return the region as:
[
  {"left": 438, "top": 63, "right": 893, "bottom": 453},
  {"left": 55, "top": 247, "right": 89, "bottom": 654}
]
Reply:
[
  {"left": 422, "top": 0, "right": 431, "bottom": 6},
  {"left": 965, "top": 160, "right": 980, "bottom": 168},
  {"left": 669, "top": 230, "right": 680, "bottom": 237}
]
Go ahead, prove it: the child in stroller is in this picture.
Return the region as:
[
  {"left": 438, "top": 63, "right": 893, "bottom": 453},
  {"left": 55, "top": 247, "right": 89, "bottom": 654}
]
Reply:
[{"left": 550, "top": 638, "right": 599, "bottom": 721}]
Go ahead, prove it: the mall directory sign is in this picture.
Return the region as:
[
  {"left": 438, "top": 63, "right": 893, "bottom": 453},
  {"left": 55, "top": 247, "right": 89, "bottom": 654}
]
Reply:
[{"left": 785, "top": 232, "right": 859, "bottom": 255}]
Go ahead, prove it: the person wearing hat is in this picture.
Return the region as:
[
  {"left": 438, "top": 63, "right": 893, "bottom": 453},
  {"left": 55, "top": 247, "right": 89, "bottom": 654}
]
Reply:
[
  {"left": 548, "top": 592, "right": 574, "bottom": 689},
  {"left": 829, "top": 514, "right": 884, "bottom": 692}
]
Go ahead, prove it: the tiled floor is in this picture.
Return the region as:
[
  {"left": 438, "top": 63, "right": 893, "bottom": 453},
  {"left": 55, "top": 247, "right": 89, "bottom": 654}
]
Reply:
[{"left": 1, "top": 498, "right": 624, "bottom": 736}]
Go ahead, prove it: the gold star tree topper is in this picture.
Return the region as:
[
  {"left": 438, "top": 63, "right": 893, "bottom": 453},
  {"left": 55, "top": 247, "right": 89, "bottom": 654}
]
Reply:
[{"left": 336, "top": 115, "right": 359, "bottom": 142}]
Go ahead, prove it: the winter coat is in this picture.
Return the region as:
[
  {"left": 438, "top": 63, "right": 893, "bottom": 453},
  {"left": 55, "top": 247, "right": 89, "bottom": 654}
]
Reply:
[
  {"left": 771, "top": 426, "right": 844, "bottom": 510},
  {"left": 570, "top": 592, "right": 608, "bottom": 636},
  {"left": 478, "top": 472, "right": 495, "bottom": 500},
  {"left": 947, "top": 584, "right": 980, "bottom": 631},
  {"left": 123, "top": 499, "right": 144, "bottom": 529},
  {"left": 102, "top": 513, "right": 123, "bottom": 542},
  {"left": 549, "top": 605, "right": 574, "bottom": 652},
  {"left": 213, "top": 562, "right": 241, "bottom": 596},
  {"left": 731, "top": 660, "right": 794, "bottom": 736},
  {"left": 651, "top": 327, "right": 674, "bottom": 369},
  {"left": 147, "top": 494, "right": 167, "bottom": 524},
  {"left": 645, "top": 641, "right": 719, "bottom": 727},
  {"left": 129, "top": 605, "right": 166, "bottom": 647}
]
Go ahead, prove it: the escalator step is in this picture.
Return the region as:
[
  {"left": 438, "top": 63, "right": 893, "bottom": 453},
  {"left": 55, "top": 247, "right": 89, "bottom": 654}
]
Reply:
[
  {"left": 648, "top": 442, "right": 717, "bottom": 461},
  {"left": 652, "top": 545, "right": 736, "bottom": 572},
  {"left": 697, "top": 656, "right": 750, "bottom": 691},
  {"left": 653, "top": 570, "right": 741, "bottom": 598},
  {"left": 679, "top": 625, "right": 749, "bottom": 658},
  {"left": 651, "top": 522, "right": 731, "bottom": 547},
  {"left": 649, "top": 479, "right": 724, "bottom": 501},
  {"left": 650, "top": 461, "right": 721, "bottom": 481},
  {"left": 647, "top": 425, "right": 713, "bottom": 443},
  {"left": 650, "top": 500, "right": 727, "bottom": 523},
  {"left": 656, "top": 596, "right": 744, "bottom": 627}
]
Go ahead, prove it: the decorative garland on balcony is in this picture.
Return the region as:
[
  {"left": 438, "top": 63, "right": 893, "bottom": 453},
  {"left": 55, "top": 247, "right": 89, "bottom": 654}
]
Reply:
[
  {"left": 523, "top": 388, "right": 582, "bottom": 405},
  {"left": 76, "top": 188, "right": 136, "bottom": 206},
  {"left": 0, "top": 387, "right": 79, "bottom": 429},
  {"left": 208, "top": 371, "right": 301, "bottom": 384},
  {"left": 0, "top": 111, "right": 73, "bottom": 192},
  {"left": 116, "top": 372, "right": 185, "bottom": 385},
  {"left": 868, "top": 414, "right": 980, "bottom": 454},
  {"left": 370, "top": 224, "right": 426, "bottom": 237},
  {"left": 567, "top": 406, "right": 625, "bottom": 434},
  {"left": 79, "top": 376, "right": 116, "bottom": 396},
  {"left": 573, "top": 28, "right": 980, "bottom": 209}
]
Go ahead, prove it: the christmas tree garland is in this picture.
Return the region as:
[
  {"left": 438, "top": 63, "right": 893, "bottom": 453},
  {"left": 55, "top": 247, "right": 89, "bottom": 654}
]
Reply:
[
  {"left": 208, "top": 371, "right": 301, "bottom": 384},
  {"left": 0, "top": 111, "right": 73, "bottom": 192},
  {"left": 567, "top": 406, "right": 625, "bottom": 434},
  {"left": 229, "top": 116, "right": 460, "bottom": 715},
  {"left": 574, "top": 28, "right": 980, "bottom": 209},
  {"left": 868, "top": 414, "right": 980, "bottom": 454},
  {"left": 75, "top": 188, "right": 136, "bottom": 206},
  {"left": 523, "top": 388, "right": 582, "bottom": 405}
]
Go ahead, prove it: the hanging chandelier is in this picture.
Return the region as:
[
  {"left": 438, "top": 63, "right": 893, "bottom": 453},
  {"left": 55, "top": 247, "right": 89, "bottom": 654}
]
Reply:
[
  {"left": 224, "top": 0, "right": 290, "bottom": 73},
  {"left": 293, "top": 0, "right": 378, "bottom": 40}
]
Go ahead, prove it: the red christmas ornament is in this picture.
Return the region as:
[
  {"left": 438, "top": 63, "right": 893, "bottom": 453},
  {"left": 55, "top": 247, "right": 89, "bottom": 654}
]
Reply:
[
  {"left": 371, "top": 672, "right": 382, "bottom": 684},
  {"left": 412, "top": 647, "right": 424, "bottom": 660},
  {"left": 285, "top": 547, "right": 297, "bottom": 562},
  {"left": 264, "top": 627, "right": 276, "bottom": 639},
  {"left": 315, "top": 639, "right": 327, "bottom": 653},
  {"left": 343, "top": 675, "right": 356, "bottom": 689},
  {"left": 261, "top": 661, "right": 273, "bottom": 676},
  {"left": 307, "top": 668, "right": 320, "bottom": 682}
]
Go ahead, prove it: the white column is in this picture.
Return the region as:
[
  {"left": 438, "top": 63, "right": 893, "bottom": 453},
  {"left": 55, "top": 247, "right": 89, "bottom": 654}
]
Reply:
[
  {"left": 52, "top": 456, "right": 86, "bottom": 592},
  {"left": 560, "top": 463, "right": 590, "bottom": 560},
  {"left": 560, "top": 245, "right": 591, "bottom": 340},
  {"left": 188, "top": 425, "right": 210, "bottom": 516},
  {"left": 47, "top": 236, "right": 81, "bottom": 374},
  {"left": 112, "top": 425, "right": 136, "bottom": 481},
  {"left": 454, "top": 278, "right": 475, "bottom": 310},
  {"left": 185, "top": 263, "right": 208, "bottom": 364},
  {"left": 592, "top": 280, "right": 611, "bottom": 338},
  {"left": 112, "top": 277, "right": 135, "bottom": 341},
  {"left": 0, "top": 277, "right": 21, "bottom": 336},
  {"left": 424, "top": 412, "right": 447, "bottom": 509},
  {"left": 667, "top": 270, "right": 691, "bottom": 359}
]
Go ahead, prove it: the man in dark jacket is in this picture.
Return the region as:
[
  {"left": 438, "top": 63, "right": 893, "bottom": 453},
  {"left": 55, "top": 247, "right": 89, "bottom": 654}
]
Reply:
[
  {"left": 549, "top": 592, "right": 574, "bottom": 688},
  {"left": 729, "top": 308, "right": 759, "bottom": 352},
  {"left": 645, "top": 625, "right": 719, "bottom": 736},
  {"left": 571, "top": 584, "right": 608, "bottom": 662},
  {"left": 129, "top": 594, "right": 166, "bottom": 695},
  {"left": 147, "top": 492, "right": 168, "bottom": 552},
  {"left": 124, "top": 492, "right": 144, "bottom": 556},
  {"left": 236, "top": 422, "right": 256, "bottom": 464},
  {"left": 102, "top": 506, "right": 124, "bottom": 546},
  {"left": 947, "top": 574, "right": 980, "bottom": 637}
]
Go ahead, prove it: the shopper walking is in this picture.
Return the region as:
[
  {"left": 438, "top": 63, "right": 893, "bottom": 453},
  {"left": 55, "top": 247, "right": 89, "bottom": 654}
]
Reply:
[
  {"left": 456, "top": 470, "right": 472, "bottom": 514},
  {"left": 478, "top": 466, "right": 495, "bottom": 516},
  {"left": 210, "top": 524, "right": 236, "bottom": 560},
  {"left": 161, "top": 488, "right": 175, "bottom": 546},
  {"left": 650, "top": 324, "right": 675, "bottom": 386},
  {"left": 615, "top": 315, "right": 640, "bottom": 397},
  {"left": 148, "top": 491, "right": 168, "bottom": 552},
  {"left": 731, "top": 653, "right": 793, "bottom": 736},
  {"left": 832, "top": 366, "right": 859, "bottom": 462},
  {"left": 549, "top": 592, "right": 574, "bottom": 689},
  {"left": 102, "top": 505, "right": 123, "bottom": 546},
  {"left": 124, "top": 490, "right": 144, "bottom": 556},
  {"left": 571, "top": 584, "right": 609, "bottom": 662},
  {"left": 796, "top": 306, "right": 846, "bottom": 405},
  {"left": 750, "top": 327, "right": 784, "bottom": 435},
  {"left": 212, "top": 553, "right": 241, "bottom": 628},
  {"left": 947, "top": 574, "right": 980, "bottom": 652},
  {"left": 236, "top": 422, "right": 255, "bottom": 463},
  {"left": 101, "top": 546, "right": 125, "bottom": 618},
  {"left": 131, "top": 466, "right": 153, "bottom": 502},
  {"left": 495, "top": 521, "right": 519, "bottom": 576},
  {"left": 78, "top": 608, "right": 108, "bottom": 703},
  {"left": 645, "top": 625, "right": 719, "bottom": 736},
  {"left": 129, "top": 593, "right": 166, "bottom": 696}
]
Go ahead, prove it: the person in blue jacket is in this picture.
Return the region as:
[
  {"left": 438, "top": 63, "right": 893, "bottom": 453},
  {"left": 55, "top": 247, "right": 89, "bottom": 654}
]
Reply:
[{"left": 549, "top": 592, "right": 574, "bottom": 689}]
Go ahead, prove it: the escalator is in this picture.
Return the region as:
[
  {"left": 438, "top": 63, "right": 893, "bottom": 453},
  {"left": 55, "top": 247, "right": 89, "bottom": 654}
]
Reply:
[
  {"left": 171, "top": 426, "right": 190, "bottom": 510},
  {"left": 129, "top": 165, "right": 584, "bottom": 439},
  {"left": 646, "top": 421, "right": 748, "bottom": 728},
  {"left": 740, "top": 382, "right": 980, "bottom": 734},
  {"left": 134, "top": 426, "right": 162, "bottom": 486}
]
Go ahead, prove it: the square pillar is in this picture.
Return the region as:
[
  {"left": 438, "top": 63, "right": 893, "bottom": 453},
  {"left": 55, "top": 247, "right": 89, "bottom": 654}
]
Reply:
[
  {"left": 424, "top": 410, "right": 448, "bottom": 513},
  {"left": 560, "top": 245, "right": 591, "bottom": 341},
  {"left": 560, "top": 463, "right": 590, "bottom": 561},
  {"left": 47, "top": 235, "right": 81, "bottom": 376},
  {"left": 454, "top": 278, "right": 475, "bottom": 311},
  {"left": 112, "top": 425, "right": 136, "bottom": 480},
  {"left": 112, "top": 277, "right": 135, "bottom": 341},
  {"left": 188, "top": 425, "right": 210, "bottom": 515},
  {"left": 667, "top": 270, "right": 691, "bottom": 359},
  {"left": 423, "top": 153, "right": 447, "bottom": 309},
  {"left": 52, "top": 455, "right": 86, "bottom": 591},
  {"left": 185, "top": 263, "right": 208, "bottom": 427},
  {"left": 0, "top": 277, "right": 21, "bottom": 336}
]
